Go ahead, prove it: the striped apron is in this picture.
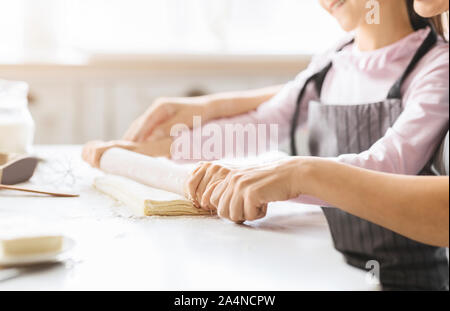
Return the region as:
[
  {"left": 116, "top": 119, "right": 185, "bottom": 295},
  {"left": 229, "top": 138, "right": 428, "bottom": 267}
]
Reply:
[
  {"left": 291, "top": 30, "right": 449, "bottom": 290},
  {"left": 432, "top": 131, "right": 449, "bottom": 176}
]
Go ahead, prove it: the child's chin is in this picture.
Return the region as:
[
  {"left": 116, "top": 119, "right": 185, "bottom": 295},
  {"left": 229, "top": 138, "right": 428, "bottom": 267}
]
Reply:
[
  {"left": 336, "top": 19, "right": 358, "bottom": 32},
  {"left": 414, "top": 2, "right": 441, "bottom": 18}
]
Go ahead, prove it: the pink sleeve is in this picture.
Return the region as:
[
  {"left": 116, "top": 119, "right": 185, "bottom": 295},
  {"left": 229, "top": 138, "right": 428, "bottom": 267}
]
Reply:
[
  {"left": 295, "top": 48, "right": 449, "bottom": 207},
  {"left": 171, "top": 55, "right": 328, "bottom": 161}
]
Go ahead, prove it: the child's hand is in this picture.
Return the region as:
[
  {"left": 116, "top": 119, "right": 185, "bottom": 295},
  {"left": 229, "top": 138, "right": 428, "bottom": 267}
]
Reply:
[
  {"left": 185, "top": 158, "right": 304, "bottom": 223},
  {"left": 123, "top": 97, "right": 207, "bottom": 143},
  {"left": 82, "top": 140, "right": 137, "bottom": 168},
  {"left": 82, "top": 138, "right": 174, "bottom": 168}
]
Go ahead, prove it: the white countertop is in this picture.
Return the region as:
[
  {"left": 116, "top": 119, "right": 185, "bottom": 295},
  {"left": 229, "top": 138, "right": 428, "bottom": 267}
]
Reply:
[{"left": 0, "top": 145, "right": 378, "bottom": 291}]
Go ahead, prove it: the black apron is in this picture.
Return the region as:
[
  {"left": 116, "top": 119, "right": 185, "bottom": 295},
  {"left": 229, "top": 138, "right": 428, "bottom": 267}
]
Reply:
[{"left": 290, "top": 29, "right": 449, "bottom": 290}]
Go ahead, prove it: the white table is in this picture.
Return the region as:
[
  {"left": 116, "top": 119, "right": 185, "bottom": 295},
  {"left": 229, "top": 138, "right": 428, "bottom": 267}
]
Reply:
[{"left": 0, "top": 145, "right": 378, "bottom": 291}]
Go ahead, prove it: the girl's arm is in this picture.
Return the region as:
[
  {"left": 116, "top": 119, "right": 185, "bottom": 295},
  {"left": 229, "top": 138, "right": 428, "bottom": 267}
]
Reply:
[
  {"left": 123, "top": 85, "right": 283, "bottom": 142},
  {"left": 299, "top": 158, "right": 449, "bottom": 247},
  {"left": 201, "top": 85, "right": 284, "bottom": 120},
  {"left": 182, "top": 64, "right": 327, "bottom": 161},
  {"left": 171, "top": 48, "right": 339, "bottom": 161}
]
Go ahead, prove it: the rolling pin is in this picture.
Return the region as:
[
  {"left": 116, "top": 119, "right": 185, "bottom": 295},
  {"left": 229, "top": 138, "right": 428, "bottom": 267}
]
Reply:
[
  {"left": 99, "top": 148, "right": 194, "bottom": 196},
  {"left": 98, "top": 148, "right": 289, "bottom": 196}
]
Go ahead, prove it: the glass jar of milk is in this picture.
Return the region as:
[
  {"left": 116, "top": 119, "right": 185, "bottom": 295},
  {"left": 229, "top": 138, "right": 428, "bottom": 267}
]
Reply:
[{"left": 0, "top": 80, "right": 35, "bottom": 154}]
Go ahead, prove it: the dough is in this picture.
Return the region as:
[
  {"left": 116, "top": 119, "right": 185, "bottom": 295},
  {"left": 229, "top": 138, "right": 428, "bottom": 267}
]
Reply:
[
  {"left": 94, "top": 174, "right": 212, "bottom": 216},
  {"left": 96, "top": 148, "right": 288, "bottom": 216},
  {"left": 0, "top": 236, "right": 63, "bottom": 257}
]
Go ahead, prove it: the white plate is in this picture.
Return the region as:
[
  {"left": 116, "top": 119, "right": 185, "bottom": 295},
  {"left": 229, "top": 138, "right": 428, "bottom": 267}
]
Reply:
[{"left": 0, "top": 237, "right": 75, "bottom": 267}]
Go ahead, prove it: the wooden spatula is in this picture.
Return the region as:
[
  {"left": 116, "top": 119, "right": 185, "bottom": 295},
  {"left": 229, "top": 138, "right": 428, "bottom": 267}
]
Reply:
[{"left": 0, "top": 184, "right": 79, "bottom": 198}]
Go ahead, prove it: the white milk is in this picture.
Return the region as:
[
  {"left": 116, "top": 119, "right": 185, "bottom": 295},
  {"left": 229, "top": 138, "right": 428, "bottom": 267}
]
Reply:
[{"left": 0, "top": 80, "right": 35, "bottom": 154}]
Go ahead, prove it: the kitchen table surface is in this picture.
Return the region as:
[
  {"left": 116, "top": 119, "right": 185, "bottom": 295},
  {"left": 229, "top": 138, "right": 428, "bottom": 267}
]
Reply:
[{"left": 0, "top": 145, "right": 379, "bottom": 290}]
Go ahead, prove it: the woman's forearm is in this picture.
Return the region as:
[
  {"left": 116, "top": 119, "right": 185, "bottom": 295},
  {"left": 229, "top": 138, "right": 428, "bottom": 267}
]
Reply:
[
  {"left": 298, "top": 158, "right": 449, "bottom": 247},
  {"left": 202, "top": 85, "right": 283, "bottom": 120}
]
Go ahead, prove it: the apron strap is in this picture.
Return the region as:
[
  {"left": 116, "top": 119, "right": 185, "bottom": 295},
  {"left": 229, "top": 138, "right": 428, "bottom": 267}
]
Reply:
[
  {"left": 291, "top": 72, "right": 321, "bottom": 155},
  {"left": 315, "top": 39, "right": 355, "bottom": 97},
  {"left": 290, "top": 29, "right": 438, "bottom": 155},
  {"left": 290, "top": 39, "right": 354, "bottom": 155},
  {"left": 387, "top": 29, "right": 438, "bottom": 99}
]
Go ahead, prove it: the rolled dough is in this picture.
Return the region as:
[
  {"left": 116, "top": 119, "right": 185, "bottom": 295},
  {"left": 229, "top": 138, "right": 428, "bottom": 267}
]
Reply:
[{"left": 94, "top": 174, "right": 212, "bottom": 216}]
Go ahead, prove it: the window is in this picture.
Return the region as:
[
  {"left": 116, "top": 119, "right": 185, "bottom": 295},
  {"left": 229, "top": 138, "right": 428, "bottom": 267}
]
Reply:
[{"left": 0, "top": 0, "right": 345, "bottom": 63}]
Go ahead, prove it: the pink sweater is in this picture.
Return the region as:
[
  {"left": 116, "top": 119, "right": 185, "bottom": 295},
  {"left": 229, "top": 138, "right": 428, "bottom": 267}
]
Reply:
[{"left": 183, "top": 28, "right": 449, "bottom": 206}]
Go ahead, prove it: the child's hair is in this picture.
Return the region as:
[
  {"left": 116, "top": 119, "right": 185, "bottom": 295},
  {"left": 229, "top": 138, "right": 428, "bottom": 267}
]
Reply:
[{"left": 406, "top": 0, "right": 448, "bottom": 41}]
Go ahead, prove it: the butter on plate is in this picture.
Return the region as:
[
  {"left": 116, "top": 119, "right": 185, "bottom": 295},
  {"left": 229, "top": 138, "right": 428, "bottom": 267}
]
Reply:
[{"left": 0, "top": 236, "right": 63, "bottom": 257}]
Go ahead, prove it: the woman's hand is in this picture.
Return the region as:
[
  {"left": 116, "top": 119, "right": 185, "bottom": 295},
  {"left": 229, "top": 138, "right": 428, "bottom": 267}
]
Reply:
[
  {"left": 185, "top": 158, "right": 304, "bottom": 223},
  {"left": 82, "top": 138, "right": 173, "bottom": 168},
  {"left": 123, "top": 97, "right": 209, "bottom": 143}
]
